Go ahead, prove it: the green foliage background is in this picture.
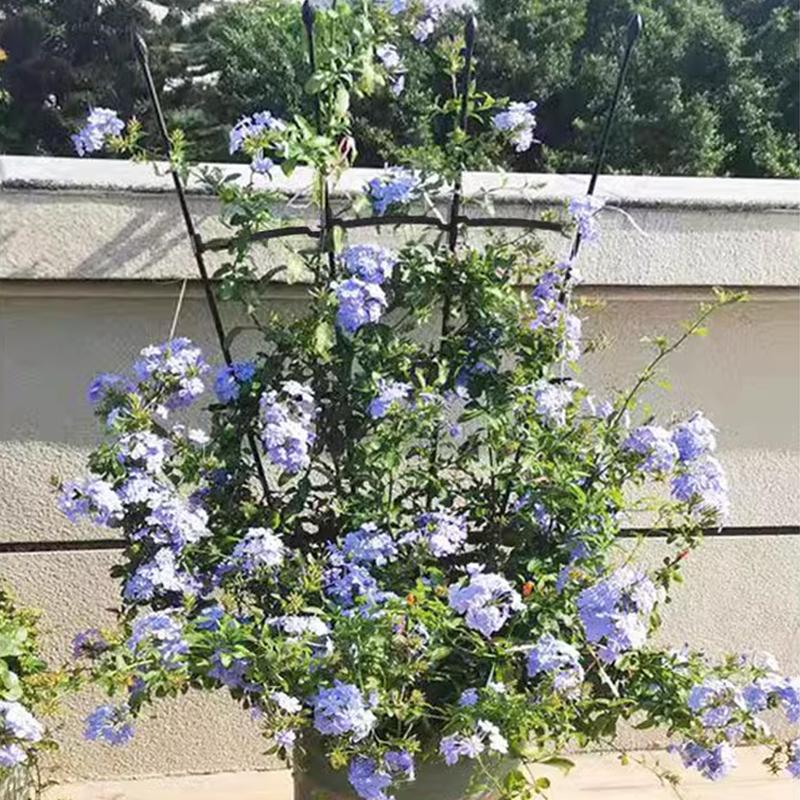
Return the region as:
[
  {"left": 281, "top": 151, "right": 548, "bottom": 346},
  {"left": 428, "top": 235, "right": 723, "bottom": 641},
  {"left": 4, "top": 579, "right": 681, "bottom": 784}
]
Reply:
[{"left": 1, "top": 0, "right": 797, "bottom": 177}]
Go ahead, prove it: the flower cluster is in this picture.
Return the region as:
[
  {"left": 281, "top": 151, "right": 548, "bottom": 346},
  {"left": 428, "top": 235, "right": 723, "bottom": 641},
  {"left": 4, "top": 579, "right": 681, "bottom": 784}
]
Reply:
[
  {"left": 259, "top": 381, "right": 317, "bottom": 474},
  {"left": 0, "top": 702, "right": 45, "bottom": 768},
  {"left": 576, "top": 565, "right": 658, "bottom": 663},
  {"left": 527, "top": 635, "right": 585, "bottom": 697},
  {"left": 72, "top": 107, "right": 125, "bottom": 156},
  {"left": 365, "top": 168, "right": 421, "bottom": 216},
  {"left": 448, "top": 568, "right": 522, "bottom": 637},
  {"left": 228, "top": 110, "right": 287, "bottom": 173},
  {"left": 440, "top": 719, "right": 508, "bottom": 766},
  {"left": 492, "top": 101, "right": 538, "bottom": 152}
]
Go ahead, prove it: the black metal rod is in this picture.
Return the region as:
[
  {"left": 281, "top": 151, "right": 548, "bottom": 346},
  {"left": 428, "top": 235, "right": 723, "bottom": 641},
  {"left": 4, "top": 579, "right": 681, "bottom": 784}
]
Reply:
[
  {"left": 132, "top": 33, "right": 273, "bottom": 506},
  {"left": 2, "top": 526, "right": 796, "bottom": 554},
  {"left": 447, "top": 15, "right": 477, "bottom": 254},
  {"left": 199, "top": 215, "right": 565, "bottom": 253},
  {"left": 302, "top": 1, "right": 336, "bottom": 279},
  {"left": 568, "top": 13, "right": 642, "bottom": 265}
]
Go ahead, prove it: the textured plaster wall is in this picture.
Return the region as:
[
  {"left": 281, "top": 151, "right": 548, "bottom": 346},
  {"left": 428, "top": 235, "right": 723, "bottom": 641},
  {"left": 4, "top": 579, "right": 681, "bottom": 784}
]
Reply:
[{"left": 0, "top": 159, "right": 798, "bottom": 780}]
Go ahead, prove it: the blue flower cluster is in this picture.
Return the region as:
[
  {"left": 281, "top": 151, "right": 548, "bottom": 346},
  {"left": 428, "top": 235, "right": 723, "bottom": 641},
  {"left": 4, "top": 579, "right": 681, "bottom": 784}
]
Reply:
[
  {"left": 368, "top": 379, "right": 412, "bottom": 419},
  {"left": 259, "top": 381, "right": 317, "bottom": 474},
  {"left": 133, "top": 338, "right": 209, "bottom": 411},
  {"left": 334, "top": 279, "right": 388, "bottom": 334},
  {"left": 688, "top": 678, "right": 746, "bottom": 729},
  {"left": 218, "top": 527, "right": 285, "bottom": 576},
  {"left": 214, "top": 361, "right": 257, "bottom": 403},
  {"left": 339, "top": 245, "right": 397, "bottom": 285},
  {"left": 530, "top": 380, "right": 575, "bottom": 427},
  {"left": 670, "top": 413, "right": 729, "bottom": 520},
  {"left": 448, "top": 567, "right": 522, "bottom": 637},
  {"left": 440, "top": 719, "right": 508, "bottom": 766},
  {"left": 527, "top": 634, "right": 585, "bottom": 697},
  {"left": 348, "top": 751, "right": 414, "bottom": 800},
  {"left": 126, "top": 611, "right": 188, "bottom": 670},
  {"left": 0, "top": 701, "right": 45, "bottom": 767},
  {"left": 84, "top": 704, "right": 135, "bottom": 747},
  {"left": 376, "top": 43, "right": 405, "bottom": 96},
  {"left": 228, "top": 110, "right": 286, "bottom": 174},
  {"left": 401, "top": 511, "right": 467, "bottom": 558},
  {"left": 622, "top": 425, "right": 679, "bottom": 474},
  {"left": 492, "top": 101, "right": 538, "bottom": 152},
  {"left": 366, "top": 168, "right": 421, "bottom": 216},
  {"left": 58, "top": 476, "right": 123, "bottom": 527},
  {"left": 123, "top": 547, "right": 199, "bottom": 603},
  {"left": 576, "top": 565, "right": 658, "bottom": 663},
  {"left": 568, "top": 196, "right": 605, "bottom": 244},
  {"left": 529, "top": 261, "right": 583, "bottom": 361},
  {"left": 312, "top": 681, "right": 376, "bottom": 742},
  {"left": 670, "top": 740, "right": 736, "bottom": 781},
  {"left": 72, "top": 108, "right": 125, "bottom": 156}
]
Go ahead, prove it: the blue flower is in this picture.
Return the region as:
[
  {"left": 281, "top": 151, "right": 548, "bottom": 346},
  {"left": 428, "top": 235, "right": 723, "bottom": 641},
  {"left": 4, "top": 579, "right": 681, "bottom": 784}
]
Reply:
[
  {"left": 671, "top": 456, "right": 729, "bottom": 520},
  {"left": 228, "top": 110, "right": 286, "bottom": 156},
  {"left": 84, "top": 704, "right": 135, "bottom": 746},
  {"left": 687, "top": 678, "right": 745, "bottom": 729},
  {"left": 58, "top": 477, "right": 123, "bottom": 526},
  {"left": 492, "top": 101, "right": 538, "bottom": 152},
  {"left": 527, "top": 634, "right": 585, "bottom": 697},
  {"left": 87, "top": 372, "right": 133, "bottom": 406},
  {"left": 208, "top": 649, "right": 257, "bottom": 692},
  {"left": 334, "top": 278, "right": 388, "bottom": 334},
  {"left": 577, "top": 565, "right": 658, "bottom": 663},
  {"left": 672, "top": 412, "right": 718, "bottom": 462},
  {"left": 339, "top": 245, "right": 397, "bottom": 286},
  {"left": 133, "top": 338, "right": 209, "bottom": 411},
  {"left": 622, "top": 425, "right": 679, "bottom": 474},
  {"left": 72, "top": 108, "right": 125, "bottom": 156},
  {"left": 568, "top": 196, "right": 605, "bottom": 244},
  {"left": 142, "top": 490, "right": 210, "bottom": 551},
  {"left": 459, "top": 688, "right": 479, "bottom": 707},
  {"left": 376, "top": 44, "right": 405, "bottom": 96},
  {"left": 530, "top": 380, "right": 575, "bottom": 427},
  {"left": 260, "top": 382, "right": 317, "bottom": 474},
  {"left": 670, "top": 740, "right": 736, "bottom": 781},
  {"left": 448, "top": 569, "right": 522, "bottom": 637},
  {"left": 334, "top": 523, "right": 398, "bottom": 567},
  {"left": 349, "top": 757, "right": 393, "bottom": 800},
  {"left": 0, "top": 701, "right": 44, "bottom": 743},
  {"left": 71, "top": 628, "right": 108, "bottom": 660},
  {"left": 195, "top": 605, "right": 226, "bottom": 632},
  {"left": 117, "top": 431, "right": 170, "bottom": 474},
  {"left": 402, "top": 511, "right": 467, "bottom": 558},
  {"left": 214, "top": 362, "right": 257, "bottom": 403},
  {"left": 220, "top": 527, "right": 285, "bottom": 576},
  {"left": 368, "top": 379, "right": 413, "bottom": 419},
  {"left": 366, "top": 169, "right": 421, "bottom": 216},
  {"left": 275, "top": 729, "right": 297, "bottom": 750},
  {"left": 312, "top": 681, "right": 376, "bottom": 741},
  {"left": 127, "top": 611, "right": 188, "bottom": 669},
  {"left": 123, "top": 547, "right": 200, "bottom": 603},
  {"left": 0, "top": 743, "right": 27, "bottom": 767}
]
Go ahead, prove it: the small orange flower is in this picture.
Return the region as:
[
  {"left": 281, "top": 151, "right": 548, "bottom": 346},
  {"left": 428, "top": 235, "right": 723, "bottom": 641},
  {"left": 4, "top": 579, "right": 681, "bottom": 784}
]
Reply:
[
  {"left": 0, "top": 49, "right": 7, "bottom": 63},
  {"left": 406, "top": 593, "right": 416, "bottom": 606},
  {"left": 522, "top": 581, "right": 534, "bottom": 597}
]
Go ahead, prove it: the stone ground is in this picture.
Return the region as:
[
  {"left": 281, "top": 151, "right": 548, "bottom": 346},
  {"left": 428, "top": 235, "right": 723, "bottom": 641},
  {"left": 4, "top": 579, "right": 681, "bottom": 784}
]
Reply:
[{"left": 44, "top": 749, "right": 797, "bottom": 800}]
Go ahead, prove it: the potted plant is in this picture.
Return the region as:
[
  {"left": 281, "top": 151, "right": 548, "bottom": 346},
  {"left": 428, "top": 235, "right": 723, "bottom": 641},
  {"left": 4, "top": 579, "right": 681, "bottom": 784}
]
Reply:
[
  {"left": 0, "top": 586, "right": 70, "bottom": 800},
  {"left": 61, "top": 2, "right": 798, "bottom": 797}
]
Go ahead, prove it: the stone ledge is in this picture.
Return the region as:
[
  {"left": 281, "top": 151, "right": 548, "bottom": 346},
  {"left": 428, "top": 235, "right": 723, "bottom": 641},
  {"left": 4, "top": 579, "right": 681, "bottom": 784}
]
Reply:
[
  {"left": 2, "top": 156, "right": 799, "bottom": 211},
  {"left": 44, "top": 749, "right": 796, "bottom": 800}
]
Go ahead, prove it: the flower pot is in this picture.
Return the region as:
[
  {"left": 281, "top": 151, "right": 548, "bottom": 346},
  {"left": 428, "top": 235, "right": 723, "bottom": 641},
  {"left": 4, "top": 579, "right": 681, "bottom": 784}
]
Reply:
[
  {"left": 294, "top": 746, "right": 516, "bottom": 800},
  {"left": 0, "top": 767, "right": 31, "bottom": 800}
]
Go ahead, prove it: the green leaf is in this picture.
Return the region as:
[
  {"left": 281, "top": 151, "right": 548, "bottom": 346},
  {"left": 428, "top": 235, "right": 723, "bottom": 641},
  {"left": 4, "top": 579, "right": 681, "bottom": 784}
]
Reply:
[
  {"left": 313, "top": 321, "right": 335, "bottom": 362},
  {"left": 539, "top": 756, "right": 575, "bottom": 775}
]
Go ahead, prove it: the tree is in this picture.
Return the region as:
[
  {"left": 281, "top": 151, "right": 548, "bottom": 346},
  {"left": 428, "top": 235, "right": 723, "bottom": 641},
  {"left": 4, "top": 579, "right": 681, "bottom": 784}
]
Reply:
[{"left": 1, "top": 0, "right": 797, "bottom": 176}]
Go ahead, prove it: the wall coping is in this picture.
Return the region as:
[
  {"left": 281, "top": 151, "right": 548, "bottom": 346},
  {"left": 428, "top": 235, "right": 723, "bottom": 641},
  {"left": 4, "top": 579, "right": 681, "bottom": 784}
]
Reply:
[{"left": 2, "top": 155, "right": 799, "bottom": 211}]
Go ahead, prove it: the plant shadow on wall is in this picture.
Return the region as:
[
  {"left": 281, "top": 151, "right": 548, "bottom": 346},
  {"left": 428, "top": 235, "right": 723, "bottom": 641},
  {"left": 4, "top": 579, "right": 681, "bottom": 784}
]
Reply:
[{"left": 53, "top": 2, "right": 798, "bottom": 800}]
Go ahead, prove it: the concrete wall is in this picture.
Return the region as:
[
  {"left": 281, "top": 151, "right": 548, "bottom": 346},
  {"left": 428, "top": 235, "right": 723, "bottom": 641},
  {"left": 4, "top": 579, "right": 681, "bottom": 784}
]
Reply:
[{"left": 0, "top": 158, "right": 798, "bottom": 781}]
